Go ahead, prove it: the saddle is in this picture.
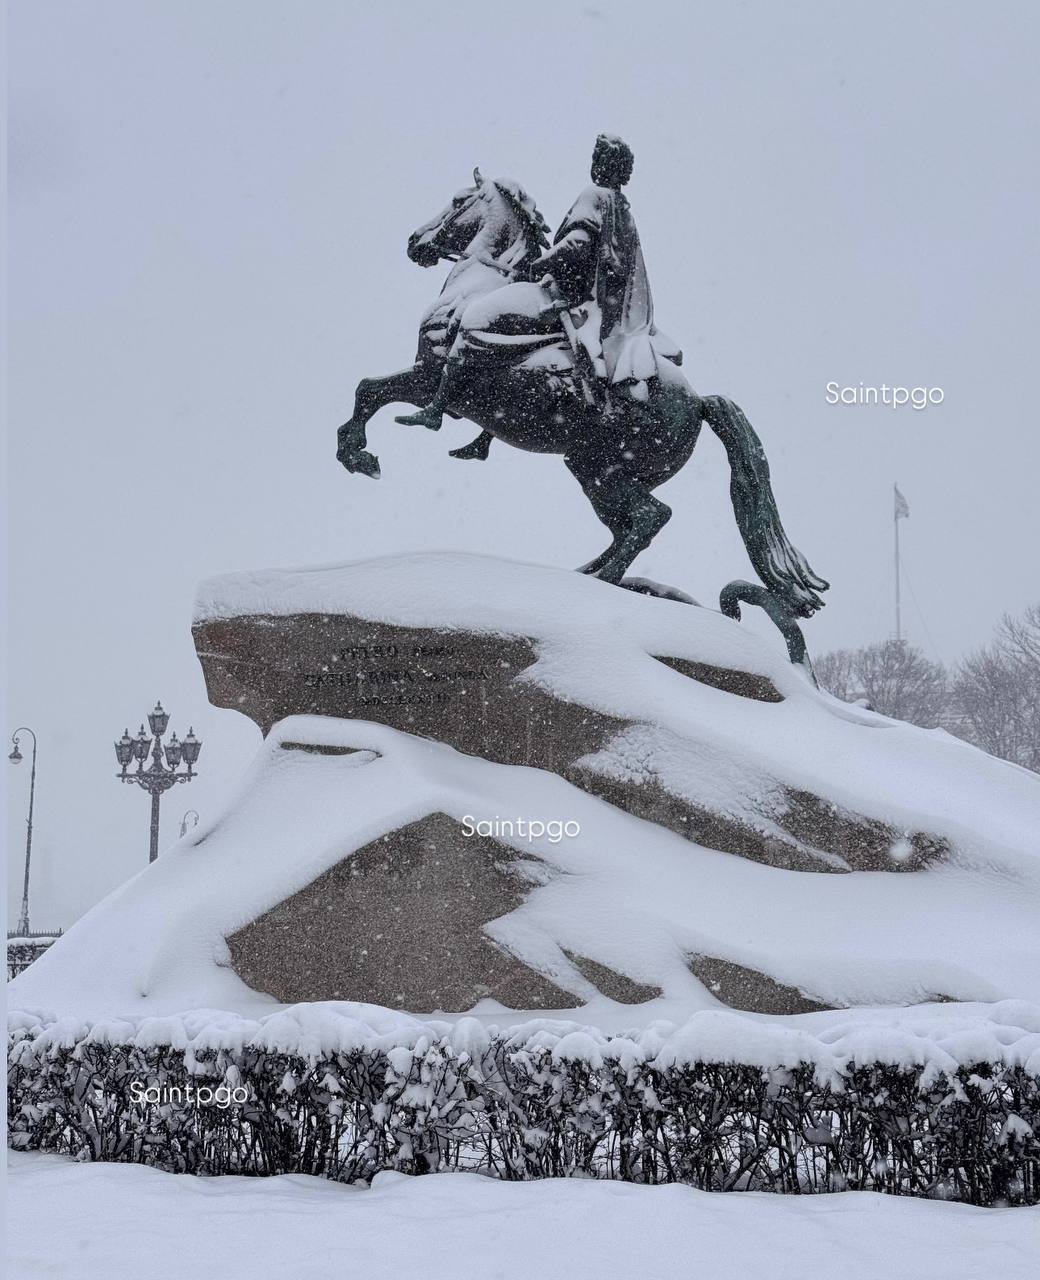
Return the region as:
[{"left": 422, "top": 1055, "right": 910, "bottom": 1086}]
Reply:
[
  {"left": 514, "top": 305, "right": 684, "bottom": 407},
  {"left": 420, "top": 296, "right": 683, "bottom": 404}
]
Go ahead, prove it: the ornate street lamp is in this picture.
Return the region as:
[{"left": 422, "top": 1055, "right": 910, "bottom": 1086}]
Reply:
[
  {"left": 115, "top": 702, "right": 201, "bottom": 864},
  {"left": 8, "top": 727, "right": 38, "bottom": 937}
]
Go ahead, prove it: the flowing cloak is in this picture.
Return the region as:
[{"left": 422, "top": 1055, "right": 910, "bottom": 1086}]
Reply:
[{"left": 546, "top": 184, "right": 681, "bottom": 393}]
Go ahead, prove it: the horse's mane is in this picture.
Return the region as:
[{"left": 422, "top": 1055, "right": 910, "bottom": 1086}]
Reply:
[{"left": 486, "top": 177, "right": 550, "bottom": 267}]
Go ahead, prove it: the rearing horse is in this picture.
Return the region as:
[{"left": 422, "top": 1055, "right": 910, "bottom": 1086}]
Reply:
[{"left": 336, "top": 171, "right": 828, "bottom": 620}]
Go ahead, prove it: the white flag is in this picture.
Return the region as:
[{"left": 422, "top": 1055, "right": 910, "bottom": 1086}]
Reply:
[{"left": 894, "top": 484, "right": 910, "bottom": 520}]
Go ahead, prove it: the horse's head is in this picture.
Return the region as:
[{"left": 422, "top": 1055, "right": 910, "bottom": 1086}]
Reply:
[{"left": 407, "top": 168, "right": 549, "bottom": 270}]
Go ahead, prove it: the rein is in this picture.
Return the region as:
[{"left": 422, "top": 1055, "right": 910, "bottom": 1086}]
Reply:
[
  {"left": 470, "top": 252, "right": 514, "bottom": 275},
  {"left": 431, "top": 188, "right": 534, "bottom": 278}
]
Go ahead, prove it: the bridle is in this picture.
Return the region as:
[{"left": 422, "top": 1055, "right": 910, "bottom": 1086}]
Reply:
[{"left": 422, "top": 186, "right": 528, "bottom": 276}]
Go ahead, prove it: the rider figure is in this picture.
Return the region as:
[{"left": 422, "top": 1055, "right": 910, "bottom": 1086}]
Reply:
[{"left": 396, "top": 134, "right": 677, "bottom": 434}]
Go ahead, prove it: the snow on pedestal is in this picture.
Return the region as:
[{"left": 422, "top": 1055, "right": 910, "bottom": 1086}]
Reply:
[{"left": 10, "top": 553, "right": 1040, "bottom": 1037}]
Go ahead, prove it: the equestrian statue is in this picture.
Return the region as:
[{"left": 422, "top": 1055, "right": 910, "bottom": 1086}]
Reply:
[{"left": 336, "top": 135, "right": 828, "bottom": 666}]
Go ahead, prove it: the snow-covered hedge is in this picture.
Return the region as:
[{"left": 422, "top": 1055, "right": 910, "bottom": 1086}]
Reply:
[{"left": 8, "top": 1008, "right": 1039, "bottom": 1205}]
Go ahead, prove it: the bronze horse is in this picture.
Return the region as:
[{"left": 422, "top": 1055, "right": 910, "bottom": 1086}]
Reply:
[{"left": 337, "top": 172, "right": 827, "bottom": 627}]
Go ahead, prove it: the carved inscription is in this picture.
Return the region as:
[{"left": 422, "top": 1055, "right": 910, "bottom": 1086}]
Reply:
[
  {"left": 191, "top": 615, "right": 560, "bottom": 755},
  {"left": 303, "top": 642, "right": 492, "bottom": 708},
  {"left": 194, "top": 612, "right": 951, "bottom": 875}
]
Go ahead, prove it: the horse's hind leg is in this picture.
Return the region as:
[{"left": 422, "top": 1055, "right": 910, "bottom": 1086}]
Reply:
[
  {"left": 567, "top": 456, "right": 671, "bottom": 582},
  {"left": 566, "top": 455, "right": 630, "bottom": 573},
  {"left": 597, "top": 479, "right": 671, "bottom": 583},
  {"left": 338, "top": 365, "right": 438, "bottom": 477},
  {"left": 579, "top": 539, "right": 626, "bottom": 576}
]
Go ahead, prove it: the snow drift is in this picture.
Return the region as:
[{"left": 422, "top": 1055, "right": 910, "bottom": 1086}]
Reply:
[{"left": 10, "top": 553, "right": 1040, "bottom": 1035}]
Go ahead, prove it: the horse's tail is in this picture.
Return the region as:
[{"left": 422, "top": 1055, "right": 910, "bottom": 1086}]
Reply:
[{"left": 701, "top": 394, "right": 829, "bottom": 619}]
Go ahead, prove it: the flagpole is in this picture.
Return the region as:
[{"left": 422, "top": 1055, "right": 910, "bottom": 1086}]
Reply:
[{"left": 894, "top": 484, "right": 902, "bottom": 643}]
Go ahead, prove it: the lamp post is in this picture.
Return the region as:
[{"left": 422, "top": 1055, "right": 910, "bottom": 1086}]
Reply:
[
  {"left": 115, "top": 703, "right": 201, "bottom": 864},
  {"left": 9, "top": 727, "right": 38, "bottom": 937}
]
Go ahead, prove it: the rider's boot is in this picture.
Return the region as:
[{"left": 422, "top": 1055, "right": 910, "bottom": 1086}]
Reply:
[
  {"left": 395, "top": 354, "right": 459, "bottom": 430},
  {"left": 394, "top": 402, "right": 445, "bottom": 430},
  {"left": 449, "top": 431, "right": 492, "bottom": 460}
]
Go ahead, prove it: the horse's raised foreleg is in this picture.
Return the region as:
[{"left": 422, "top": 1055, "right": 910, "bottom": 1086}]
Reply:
[{"left": 337, "top": 365, "right": 439, "bottom": 478}]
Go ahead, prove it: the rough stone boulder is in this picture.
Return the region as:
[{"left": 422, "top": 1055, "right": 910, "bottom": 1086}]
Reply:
[
  {"left": 11, "top": 554, "right": 1039, "bottom": 1021},
  {"left": 193, "top": 555, "right": 953, "bottom": 876}
]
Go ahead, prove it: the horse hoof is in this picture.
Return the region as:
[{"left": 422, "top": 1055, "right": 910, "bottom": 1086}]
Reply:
[
  {"left": 577, "top": 554, "right": 613, "bottom": 575},
  {"left": 592, "top": 562, "right": 625, "bottom": 585},
  {"left": 340, "top": 449, "right": 381, "bottom": 478}
]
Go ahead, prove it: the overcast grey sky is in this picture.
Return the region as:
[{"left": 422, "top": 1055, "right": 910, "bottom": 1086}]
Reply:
[{"left": 8, "top": 0, "right": 1039, "bottom": 930}]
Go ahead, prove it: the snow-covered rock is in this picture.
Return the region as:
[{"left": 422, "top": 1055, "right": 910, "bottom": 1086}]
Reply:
[{"left": 10, "top": 553, "right": 1040, "bottom": 1034}]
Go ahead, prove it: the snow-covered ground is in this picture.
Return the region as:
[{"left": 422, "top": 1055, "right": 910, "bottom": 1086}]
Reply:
[{"left": 7, "top": 1152, "right": 1038, "bottom": 1280}]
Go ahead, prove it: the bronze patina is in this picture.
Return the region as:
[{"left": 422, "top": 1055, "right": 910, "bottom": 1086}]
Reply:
[{"left": 336, "top": 136, "right": 828, "bottom": 655}]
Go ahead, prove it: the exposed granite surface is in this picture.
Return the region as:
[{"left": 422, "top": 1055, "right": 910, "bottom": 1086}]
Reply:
[
  {"left": 688, "top": 955, "right": 833, "bottom": 1015},
  {"left": 227, "top": 813, "right": 578, "bottom": 1012},
  {"left": 195, "top": 613, "right": 945, "bottom": 875},
  {"left": 194, "top": 614, "right": 625, "bottom": 773},
  {"left": 200, "top": 599, "right": 952, "bottom": 1015},
  {"left": 652, "top": 654, "right": 783, "bottom": 703}
]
